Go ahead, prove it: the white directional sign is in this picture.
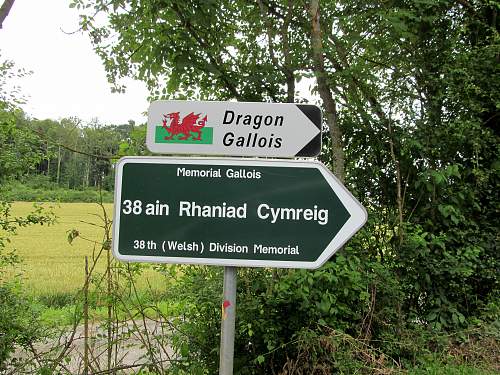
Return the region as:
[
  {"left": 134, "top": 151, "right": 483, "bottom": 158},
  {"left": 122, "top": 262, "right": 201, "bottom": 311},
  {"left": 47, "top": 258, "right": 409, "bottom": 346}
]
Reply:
[{"left": 146, "top": 100, "right": 321, "bottom": 157}]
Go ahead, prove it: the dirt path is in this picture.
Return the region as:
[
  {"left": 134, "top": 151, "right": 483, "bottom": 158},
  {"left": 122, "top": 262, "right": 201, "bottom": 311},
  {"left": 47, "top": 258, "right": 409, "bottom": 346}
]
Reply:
[{"left": 13, "top": 318, "right": 176, "bottom": 374}]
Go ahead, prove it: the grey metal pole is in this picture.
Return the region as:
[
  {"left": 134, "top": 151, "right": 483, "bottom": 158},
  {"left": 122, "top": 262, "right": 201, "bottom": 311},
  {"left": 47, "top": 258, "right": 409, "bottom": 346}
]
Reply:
[{"left": 219, "top": 266, "right": 237, "bottom": 375}]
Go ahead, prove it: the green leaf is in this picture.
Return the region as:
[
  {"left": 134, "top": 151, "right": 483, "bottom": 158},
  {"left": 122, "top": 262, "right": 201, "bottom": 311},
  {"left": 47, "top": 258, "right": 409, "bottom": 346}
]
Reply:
[{"left": 66, "top": 229, "right": 80, "bottom": 245}]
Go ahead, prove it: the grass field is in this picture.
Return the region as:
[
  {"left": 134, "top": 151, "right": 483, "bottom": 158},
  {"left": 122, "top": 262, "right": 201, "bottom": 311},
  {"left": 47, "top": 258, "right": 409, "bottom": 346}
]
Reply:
[{"left": 5, "top": 202, "right": 168, "bottom": 298}]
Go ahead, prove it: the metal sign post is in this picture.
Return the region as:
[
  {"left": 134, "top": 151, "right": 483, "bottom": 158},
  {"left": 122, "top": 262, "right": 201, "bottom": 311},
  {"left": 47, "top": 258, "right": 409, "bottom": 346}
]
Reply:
[{"left": 219, "top": 266, "right": 237, "bottom": 375}]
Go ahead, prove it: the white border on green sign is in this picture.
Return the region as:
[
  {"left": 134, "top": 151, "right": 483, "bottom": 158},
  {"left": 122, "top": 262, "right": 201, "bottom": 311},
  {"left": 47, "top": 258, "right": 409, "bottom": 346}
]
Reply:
[{"left": 112, "top": 156, "right": 367, "bottom": 269}]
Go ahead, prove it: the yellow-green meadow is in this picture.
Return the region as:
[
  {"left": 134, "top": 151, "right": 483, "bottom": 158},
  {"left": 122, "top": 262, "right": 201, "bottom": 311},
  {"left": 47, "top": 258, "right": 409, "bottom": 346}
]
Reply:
[{"left": 5, "top": 202, "right": 167, "bottom": 297}]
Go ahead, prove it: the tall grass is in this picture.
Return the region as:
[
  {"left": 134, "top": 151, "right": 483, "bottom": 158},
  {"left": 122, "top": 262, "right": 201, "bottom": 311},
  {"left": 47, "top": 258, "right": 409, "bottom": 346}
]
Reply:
[
  {"left": 4, "top": 202, "right": 166, "bottom": 298},
  {"left": 407, "top": 363, "right": 498, "bottom": 375}
]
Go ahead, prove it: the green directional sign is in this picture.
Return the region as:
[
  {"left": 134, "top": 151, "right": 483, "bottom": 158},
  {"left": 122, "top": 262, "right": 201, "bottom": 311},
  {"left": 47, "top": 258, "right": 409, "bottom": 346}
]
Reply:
[{"left": 112, "top": 157, "right": 367, "bottom": 269}]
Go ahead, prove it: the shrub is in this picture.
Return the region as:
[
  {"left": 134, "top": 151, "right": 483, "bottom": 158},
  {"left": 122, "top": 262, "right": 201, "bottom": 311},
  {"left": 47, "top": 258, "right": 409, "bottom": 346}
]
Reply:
[
  {"left": 166, "top": 246, "right": 405, "bottom": 374},
  {"left": 0, "top": 281, "right": 42, "bottom": 369},
  {"left": 0, "top": 181, "right": 113, "bottom": 203}
]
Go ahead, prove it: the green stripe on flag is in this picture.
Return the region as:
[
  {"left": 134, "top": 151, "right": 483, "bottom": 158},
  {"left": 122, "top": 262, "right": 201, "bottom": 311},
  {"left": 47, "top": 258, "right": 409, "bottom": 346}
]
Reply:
[{"left": 155, "top": 126, "right": 213, "bottom": 144}]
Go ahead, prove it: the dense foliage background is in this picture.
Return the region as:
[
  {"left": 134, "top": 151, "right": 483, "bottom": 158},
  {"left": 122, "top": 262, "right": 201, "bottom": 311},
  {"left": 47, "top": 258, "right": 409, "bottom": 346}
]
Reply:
[
  {"left": 0, "top": 0, "right": 498, "bottom": 373},
  {"left": 72, "top": 0, "right": 499, "bottom": 369}
]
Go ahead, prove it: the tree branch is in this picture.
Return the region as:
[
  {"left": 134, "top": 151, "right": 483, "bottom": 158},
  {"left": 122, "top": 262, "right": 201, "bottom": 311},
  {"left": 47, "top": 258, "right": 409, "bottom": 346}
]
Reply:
[
  {"left": 0, "top": 0, "right": 15, "bottom": 29},
  {"left": 258, "top": 0, "right": 295, "bottom": 102},
  {"left": 31, "top": 127, "right": 117, "bottom": 160},
  {"left": 282, "top": 0, "right": 295, "bottom": 102},
  {"left": 171, "top": 3, "right": 242, "bottom": 100},
  {"left": 309, "top": 0, "right": 344, "bottom": 181}
]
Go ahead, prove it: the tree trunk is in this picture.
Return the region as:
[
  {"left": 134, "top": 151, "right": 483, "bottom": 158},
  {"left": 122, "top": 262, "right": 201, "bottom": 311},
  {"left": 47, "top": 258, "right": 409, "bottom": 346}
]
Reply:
[
  {"left": 283, "top": 0, "right": 295, "bottom": 103},
  {"left": 387, "top": 117, "right": 404, "bottom": 245},
  {"left": 309, "top": 0, "right": 345, "bottom": 181},
  {"left": 84, "top": 160, "right": 90, "bottom": 188},
  {"left": 46, "top": 141, "right": 50, "bottom": 176},
  {"left": 0, "top": 0, "right": 15, "bottom": 29},
  {"left": 258, "top": 0, "right": 295, "bottom": 103},
  {"left": 56, "top": 145, "right": 61, "bottom": 185}
]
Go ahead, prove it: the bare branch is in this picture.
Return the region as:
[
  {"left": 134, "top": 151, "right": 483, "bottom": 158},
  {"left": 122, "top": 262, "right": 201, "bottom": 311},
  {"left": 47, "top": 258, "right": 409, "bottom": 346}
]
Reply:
[
  {"left": 31, "top": 127, "right": 117, "bottom": 160},
  {"left": 0, "top": 0, "right": 15, "bottom": 29}
]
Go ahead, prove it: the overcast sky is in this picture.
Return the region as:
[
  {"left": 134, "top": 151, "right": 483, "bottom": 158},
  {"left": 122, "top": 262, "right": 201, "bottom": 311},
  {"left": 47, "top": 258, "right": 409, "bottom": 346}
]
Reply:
[{"left": 0, "top": 0, "right": 149, "bottom": 125}]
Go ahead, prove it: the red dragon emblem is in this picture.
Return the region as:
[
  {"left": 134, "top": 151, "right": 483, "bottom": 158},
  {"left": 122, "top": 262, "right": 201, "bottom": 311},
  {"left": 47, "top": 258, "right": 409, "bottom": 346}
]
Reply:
[{"left": 162, "top": 112, "right": 208, "bottom": 141}]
